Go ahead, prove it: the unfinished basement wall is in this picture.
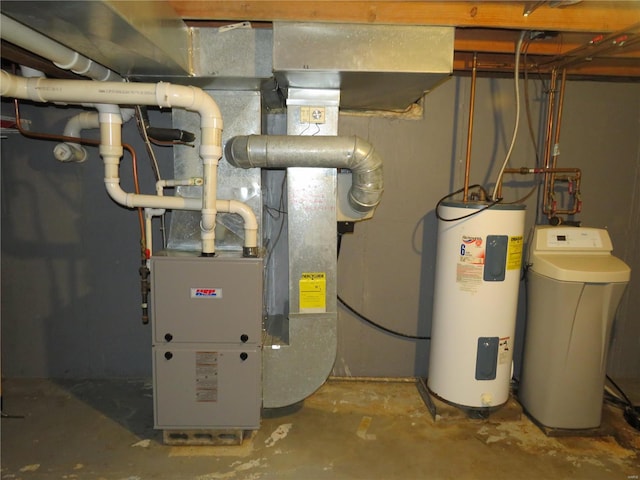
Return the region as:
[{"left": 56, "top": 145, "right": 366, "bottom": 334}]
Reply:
[
  {"left": 334, "top": 76, "right": 640, "bottom": 381},
  {"left": 1, "top": 76, "right": 639, "bottom": 381}
]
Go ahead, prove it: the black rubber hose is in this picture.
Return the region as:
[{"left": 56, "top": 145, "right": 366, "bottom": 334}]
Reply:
[{"left": 138, "top": 106, "right": 195, "bottom": 143}]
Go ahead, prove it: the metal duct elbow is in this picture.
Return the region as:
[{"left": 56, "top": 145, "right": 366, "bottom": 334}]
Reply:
[
  {"left": 349, "top": 136, "right": 384, "bottom": 213},
  {"left": 226, "top": 135, "right": 384, "bottom": 214}
]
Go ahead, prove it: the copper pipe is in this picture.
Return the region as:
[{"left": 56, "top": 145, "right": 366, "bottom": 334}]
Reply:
[
  {"left": 498, "top": 167, "right": 582, "bottom": 215},
  {"left": 541, "top": 69, "right": 558, "bottom": 215},
  {"left": 13, "top": 100, "right": 147, "bottom": 253},
  {"left": 544, "top": 68, "right": 568, "bottom": 218},
  {"left": 542, "top": 23, "right": 640, "bottom": 71},
  {"left": 463, "top": 52, "right": 478, "bottom": 203}
]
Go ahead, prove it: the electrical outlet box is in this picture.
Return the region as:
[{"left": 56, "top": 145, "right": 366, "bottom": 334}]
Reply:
[{"left": 300, "top": 106, "right": 326, "bottom": 124}]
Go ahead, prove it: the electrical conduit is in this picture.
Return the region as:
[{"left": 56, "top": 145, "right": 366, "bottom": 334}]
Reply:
[{"left": 0, "top": 70, "right": 257, "bottom": 256}]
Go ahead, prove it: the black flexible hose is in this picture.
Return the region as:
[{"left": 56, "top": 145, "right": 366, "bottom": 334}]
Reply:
[{"left": 138, "top": 106, "right": 195, "bottom": 143}]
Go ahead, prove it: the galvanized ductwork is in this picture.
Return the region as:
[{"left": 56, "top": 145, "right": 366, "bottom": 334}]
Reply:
[{"left": 226, "top": 135, "right": 384, "bottom": 214}]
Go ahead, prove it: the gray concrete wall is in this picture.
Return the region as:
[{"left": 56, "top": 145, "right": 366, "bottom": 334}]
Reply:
[
  {"left": 1, "top": 103, "right": 172, "bottom": 377},
  {"left": 335, "top": 77, "right": 640, "bottom": 380},
  {"left": 2, "top": 76, "right": 639, "bottom": 380}
]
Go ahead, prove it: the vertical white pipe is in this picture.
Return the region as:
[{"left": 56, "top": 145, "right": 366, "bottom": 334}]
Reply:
[
  {"left": 144, "top": 208, "right": 166, "bottom": 259},
  {"left": 55, "top": 108, "right": 135, "bottom": 163}
]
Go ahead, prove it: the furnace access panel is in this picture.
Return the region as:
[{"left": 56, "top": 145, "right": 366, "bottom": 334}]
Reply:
[{"left": 151, "top": 254, "right": 264, "bottom": 430}]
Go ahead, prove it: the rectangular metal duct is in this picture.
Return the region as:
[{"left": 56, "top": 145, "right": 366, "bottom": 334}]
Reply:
[
  {"left": 0, "top": 0, "right": 189, "bottom": 76},
  {"left": 273, "top": 22, "right": 454, "bottom": 111}
]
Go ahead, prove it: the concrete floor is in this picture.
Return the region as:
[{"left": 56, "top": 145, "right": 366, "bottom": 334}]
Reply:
[{"left": 1, "top": 378, "right": 638, "bottom": 480}]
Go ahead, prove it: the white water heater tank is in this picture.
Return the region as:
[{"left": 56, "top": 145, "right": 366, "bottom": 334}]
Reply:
[{"left": 428, "top": 201, "right": 525, "bottom": 409}]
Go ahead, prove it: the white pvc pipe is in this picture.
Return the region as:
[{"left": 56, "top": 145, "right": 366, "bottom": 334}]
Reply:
[
  {"left": 144, "top": 207, "right": 166, "bottom": 260},
  {"left": 1, "top": 14, "right": 122, "bottom": 82},
  {"left": 153, "top": 179, "right": 258, "bottom": 252},
  {"left": 99, "top": 107, "right": 201, "bottom": 211},
  {"left": 156, "top": 178, "right": 203, "bottom": 196},
  {"left": 55, "top": 108, "right": 135, "bottom": 163},
  {"left": 217, "top": 200, "right": 259, "bottom": 250},
  {"left": 143, "top": 200, "right": 258, "bottom": 258},
  {"left": 1, "top": 71, "right": 225, "bottom": 255}
]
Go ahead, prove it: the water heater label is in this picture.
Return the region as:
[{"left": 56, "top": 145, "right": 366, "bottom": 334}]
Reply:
[
  {"left": 498, "top": 337, "right": 512, "bottom": 365},
  {"left": 191, "top": 288, "right": 222, "bottom": 299},
  {"left": 299, "top": 272, "right": 326, "bottom": 313},
  {"left": 507, "top": 236, "right": 524, "bottom": 270},
  {"left": 459, "top": 235, "right": 485, "bottom": 265},
  {"left": 456, "top": 264, "right": 483, "bottom": 292},
  {"left": 457, "top": 235, "right": 484, "bottom": 293}
]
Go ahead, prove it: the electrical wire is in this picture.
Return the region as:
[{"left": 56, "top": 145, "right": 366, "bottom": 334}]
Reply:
[
  {"left": 522, "top": 39, "right": 542, "bottom": 170},
  {"left": 134, "top": 106, "right": 167, "bottom": 248},
  {"left": 263, "top": 172, "right": 288, "bottom": 317},
  {"left": 492, "top": 30, "right": 527, "bottom": 201},
  {"left": 264, "top": 172, "right": 288, "bottom": 266},
  {"left": 606, "top": 375, "right": 634, "bottom": 407},
  {"left": 605, "top": 374, "right": 640, "bottom": 431},
  {"left": 435, "top": 184, "right": 502, "bottom": 223},
  {"left": 336, "top": 233, "right": 430, "bottom": 341}
]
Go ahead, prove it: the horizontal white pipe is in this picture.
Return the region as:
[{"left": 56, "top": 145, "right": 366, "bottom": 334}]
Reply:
[
  {"left": 156, "top": 178, "right": 203, "bottom": 196},
  {"left": 1, "top": 14, "right": 122, "bottom": 82},
  {"left": 0, "top": 72, "right": 223, "bottom": 156}
]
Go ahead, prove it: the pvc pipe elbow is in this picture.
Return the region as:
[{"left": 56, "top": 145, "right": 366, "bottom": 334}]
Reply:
[
  {"left": 104, "top": 179, "right": 130, "bottom": 207},
  {"left": 64, "top": 111, "right": 99, "bottom": 137},
  {"left": 219, "top": 199, "right": 259, "bottom": 249}
]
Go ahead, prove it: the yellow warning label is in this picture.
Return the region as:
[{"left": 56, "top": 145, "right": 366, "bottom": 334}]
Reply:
[
  {"left": 507, "top": 236, "right": 524, "bottom": 270},
  {"left": 299, "top": 272, "right": 326, "bottom": 313}
]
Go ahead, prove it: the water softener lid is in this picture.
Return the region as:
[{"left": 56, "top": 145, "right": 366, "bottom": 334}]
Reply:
[{"left": 530, "top": 253, "right": 631, "bottom": 283}]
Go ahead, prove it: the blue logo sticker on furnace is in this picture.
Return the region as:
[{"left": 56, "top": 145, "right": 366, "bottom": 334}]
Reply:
[{"left": 191, "top": 288, "right": 223, "bottom": 299}]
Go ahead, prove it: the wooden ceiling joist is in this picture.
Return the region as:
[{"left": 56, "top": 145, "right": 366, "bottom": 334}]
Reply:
[
  {"left": 170, "top": 1, "right": 640, "bottom": 34},
  {"left": 171, "top": 1, "right": 640, "bottom": 78}
]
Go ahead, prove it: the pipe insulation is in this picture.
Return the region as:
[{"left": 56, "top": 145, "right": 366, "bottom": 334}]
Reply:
[
  {"left": 0, "top": 70, "right": 258, "bottom": 255},
  {"left": 1, "top": 14, "right": 122, "bottom": 82},
  {"left": 226, "top": 135, "right": 384, "bottom": 213}
]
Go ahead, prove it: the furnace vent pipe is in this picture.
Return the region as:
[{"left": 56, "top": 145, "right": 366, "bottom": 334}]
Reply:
[
  {"left": 54, "top": 108, "right": 135, "bottom": 163},
  {"left": 226, "top": 135, "right": 384, "bottom": 213},
  {"left": 0, "top": 70, "right": 232, "bottom": 256},
  {"left": 1, "top": 14, "right": 122, "bottom": 82}
]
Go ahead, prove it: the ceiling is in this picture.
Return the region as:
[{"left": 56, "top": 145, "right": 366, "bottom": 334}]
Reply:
[
  {"left": 172, "top": 0, "right": 640, "bottom": 79},
  {"left": 1, "top": 1, "right": 639, "bottom": 82}
]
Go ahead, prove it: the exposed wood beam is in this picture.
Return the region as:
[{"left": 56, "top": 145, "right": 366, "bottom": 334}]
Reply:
[
  {"left": 169, "top": 1, "right": 640, "bottom": 33},
  {"left": 454, "top": 51, "right": 640, "bottom": 78},
  {"left": 455, "top": 29, "right": 640, "bottom": 59}
]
